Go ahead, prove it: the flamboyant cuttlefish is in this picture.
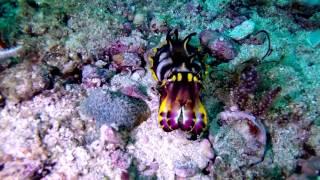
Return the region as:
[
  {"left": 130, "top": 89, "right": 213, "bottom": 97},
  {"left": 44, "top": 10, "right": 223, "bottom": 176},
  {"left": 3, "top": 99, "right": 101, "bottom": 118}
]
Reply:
[{"left": 149, "top": 29, "right": 208, "bottom": 135}]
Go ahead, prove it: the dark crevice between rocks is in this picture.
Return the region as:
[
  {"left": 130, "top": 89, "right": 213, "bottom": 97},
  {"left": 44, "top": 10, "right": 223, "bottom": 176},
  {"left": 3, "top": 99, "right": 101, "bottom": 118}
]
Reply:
[
  {"left": 300, "top": 143, "right": 317, "bottom": 159},
  {"left": 0, "top": 91, "right": 5, "bottom": 108},
  {"left": 276, "top": 2, "right": 320, "bottom": 30},
  {"left": 62, "top": 67, "right": 83, "bottom": 86},
  {"left": 264, "top": 130, "right": 273, "bottom": 160},
  {"left": 201, "top": 163, "right": 211, "bottom": 175},
  {"left": 31, "top": 161, "right": 56, "bottom": 180},
  {"left": 25, "top": 0, "right": 40, "bottom": 10}
]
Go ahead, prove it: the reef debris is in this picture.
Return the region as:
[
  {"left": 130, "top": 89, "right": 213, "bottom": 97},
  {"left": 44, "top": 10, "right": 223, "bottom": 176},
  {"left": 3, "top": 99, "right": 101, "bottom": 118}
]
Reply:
[
  {"left": 0, "top": 46, "right": 23, "bottom": 60},
  {"left": 81, "top": 65, "right": 114, "bottom": 88}
]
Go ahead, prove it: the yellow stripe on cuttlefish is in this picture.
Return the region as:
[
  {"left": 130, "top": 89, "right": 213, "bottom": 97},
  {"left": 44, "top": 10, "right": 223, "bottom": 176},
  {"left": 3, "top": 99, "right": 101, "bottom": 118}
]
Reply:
[
  {"left": 177, "top": 73, "right": 182, "bottom": 81},
  {"left": 187, "top": 73, "right": 193, "bottom": 82}
]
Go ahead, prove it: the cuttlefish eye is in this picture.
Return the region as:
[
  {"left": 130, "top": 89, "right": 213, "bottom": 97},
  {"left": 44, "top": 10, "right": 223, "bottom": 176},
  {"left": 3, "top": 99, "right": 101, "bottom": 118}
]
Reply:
[{"left": 149, "top": 30, "right": 208, "bottom": 136}]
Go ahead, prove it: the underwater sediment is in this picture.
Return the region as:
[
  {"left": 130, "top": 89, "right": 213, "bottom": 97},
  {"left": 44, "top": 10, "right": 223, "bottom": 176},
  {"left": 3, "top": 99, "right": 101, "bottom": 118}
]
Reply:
[{"left": 0, "top": 0, "right": 320, "bottom": 179}]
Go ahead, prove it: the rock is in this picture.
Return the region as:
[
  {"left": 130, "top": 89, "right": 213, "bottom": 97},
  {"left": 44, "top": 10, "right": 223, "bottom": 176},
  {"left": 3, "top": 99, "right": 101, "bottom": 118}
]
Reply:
[
  {"left": 130, "top": 119, "right": 212, "bottom": 179},
  {"left": 228, "top": 20, "right": 256, "bottom": 40},
  {"left": 271, "top": 123, "right": 309, "bottom": 173},
  {"left": 44, "top": 46, "right": 81, "bottom": 75},
  {"left": 110, "top": 149, "right": 132, "bottom": 170},
  {"left": 240, "top": 30, "right": 268, "bottom": 45},
  {"left": 100, "top": 125, "right": 124, "bottom": 146},
  {"left": 80, "top": 89, "right": 150, "bottom": 130},
  {"left": 306, "top": 29, "right": 320, "bottom": 47},
  {"left": 307, "top": 126, "right": 320, "bottom": 156},
  {"left": 81, "top": 65, "right": 114, "bottom": 88},
  {"left": 199, "top": 139, "right": 214, "bottom": 159},
  {"left": 141, "top": 162, "right": 159, "bottom": 176},
  {"left": 62, "top": 60, "right": 78, "bottom": 75},
  {"left": 297, "top": 156, "right": 320, "bottom": 176},
  {"left": 133, "top": 13, "right": 145, "bottom": 26},
  {"left": 174, "top": 161, "right": 198, "bottom": 178},
  {"left": 0, "top": 157, "right": 42, "bottom": 179},
  {"left": 111, "top": 52, "right": 142, "bottom": 72},
  {"left": 200, "top": 30, "right": 238, "bottom": 61},
  {"left": 149, "top": 16, "right": 167, "bottom": 33},
  {"left": 110, "top": 74, "right": 150, "bottom": 100},
  {"left": 0, "top": 62, "right": 52, "bottom": 102},
  {"left": 122, "top": 22, "right": 133, "bottom": 35},
  {"left": 107, "top": 41, "right": 129, "bottom": 56},
  {"left": 94, "top": 60, "right": 108, "bottom": 68},
  {"left": 107, "top": 33, "right": 147, "bottom": 57}
]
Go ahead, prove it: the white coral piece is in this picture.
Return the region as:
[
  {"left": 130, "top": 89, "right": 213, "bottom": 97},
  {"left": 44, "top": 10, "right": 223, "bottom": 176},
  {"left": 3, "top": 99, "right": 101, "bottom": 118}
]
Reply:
[{"left": 0, "top": 46, "right": 23, "bottom": 60}]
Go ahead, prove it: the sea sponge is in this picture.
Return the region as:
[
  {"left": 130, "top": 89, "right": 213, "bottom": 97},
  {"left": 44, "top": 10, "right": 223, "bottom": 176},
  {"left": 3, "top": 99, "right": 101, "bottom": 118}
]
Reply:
[{"left": 80, "top": 89, "right": 150, "bottom": 130}]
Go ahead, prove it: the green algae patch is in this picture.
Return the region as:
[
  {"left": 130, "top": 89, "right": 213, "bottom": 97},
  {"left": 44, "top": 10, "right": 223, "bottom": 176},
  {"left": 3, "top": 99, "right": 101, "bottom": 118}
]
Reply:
[{"left": 0, "top": 1, "right": 20, "bottom": 40}]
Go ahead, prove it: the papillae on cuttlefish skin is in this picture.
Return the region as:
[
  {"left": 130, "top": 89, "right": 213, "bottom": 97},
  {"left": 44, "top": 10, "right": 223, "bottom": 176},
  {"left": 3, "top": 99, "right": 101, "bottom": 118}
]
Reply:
[{"left": 148, "top": 29, "right": 208, "bottom": 135}]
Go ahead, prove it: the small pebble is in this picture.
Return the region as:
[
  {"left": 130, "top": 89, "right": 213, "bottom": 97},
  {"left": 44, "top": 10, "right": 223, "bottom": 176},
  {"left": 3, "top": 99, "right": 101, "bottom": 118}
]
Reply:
[
  {"left": 199, "top": 139, "right": 214, "bottom": 159},
  {"left": 174, "top": 161, "right": 198, "bottom": 178},
  {"left": 100, "top": 125, "right": 124, "bottom": 145},
  {"left": 133, "top": 13, "right": 145, "bottom": 26},
  {"left": 95, "top": 60, "right": 107, "bottom": 68},
  {"left": 228, "top": 20, "right": 256, "bottom": 40},
  {"left": 306, "top": 29, "right": 320, "bottom": 48}
]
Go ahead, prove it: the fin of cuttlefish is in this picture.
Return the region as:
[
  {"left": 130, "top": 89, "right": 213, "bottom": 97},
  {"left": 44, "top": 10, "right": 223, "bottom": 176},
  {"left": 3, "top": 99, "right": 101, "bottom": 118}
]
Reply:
[
  {"left": 158, "top": 95, "right": 181, "bottom": 131},
  {"left": 180, "top": 96, "right": 208, "bottom": 135},
  {"left": 158, "top": 75, "right": 208, "bottom": 135}
]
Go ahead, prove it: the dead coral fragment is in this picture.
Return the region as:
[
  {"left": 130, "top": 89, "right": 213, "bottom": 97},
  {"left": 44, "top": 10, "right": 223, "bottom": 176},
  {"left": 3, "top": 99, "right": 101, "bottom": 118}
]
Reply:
[{"left": 0, "top": 46, "right": 23, "bottom": 60}]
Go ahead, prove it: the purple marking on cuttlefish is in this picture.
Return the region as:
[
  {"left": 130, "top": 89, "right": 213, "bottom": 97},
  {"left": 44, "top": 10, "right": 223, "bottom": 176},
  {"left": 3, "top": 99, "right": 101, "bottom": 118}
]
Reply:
[
  {"left": 160, "top": 119, "right": 172, "bottom": 132},
  {"left": 192, "top": 121, "right": 205, "bottom": 135},
  {"left": 168, "top": 119, "right": 179, "bottom": 130},
  {"left": 180, "top": 119, "right": 195, "bottom": 131}
]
